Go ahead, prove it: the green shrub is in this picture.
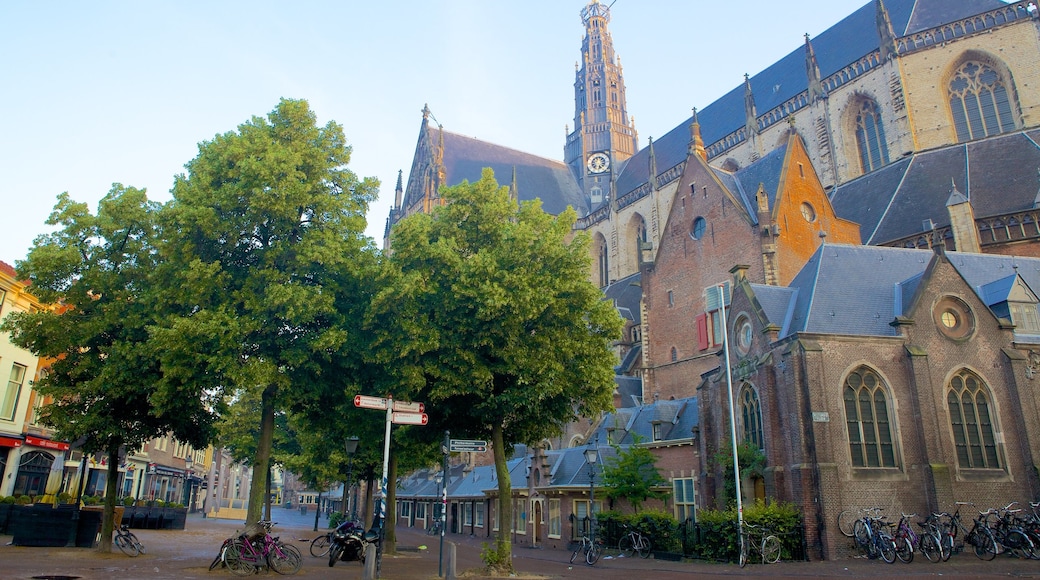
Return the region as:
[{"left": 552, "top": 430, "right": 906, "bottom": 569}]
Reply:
[
  {"left": 689, "top": 499, "right": 802, "bottom": 561},
  {"left": 122, "top": 496, "right": 136, "bottom": 507},
  {"left": 328, "top": 511, "right": 346, "bottom": 529},
  {"left": 631, "top": 509, "right": 681, "bottom": 553},
  {"left": 57, "top": 492, "right": 74, "bottom": 504},
  {"left": 0, "top": 496, "right": 14, "bottom": 504},
  {"left": 82, "top": 495, "right": 100, "bottom": 506},
  {"left": 14, "top": 495, "right": 31, "bottom": 505},
  {"left": 479, "top": 541, "right": 513, "bottom": 575}
]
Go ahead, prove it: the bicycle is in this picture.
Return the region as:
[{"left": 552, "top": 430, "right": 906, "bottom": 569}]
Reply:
[
  {"left": 738, "top": 522, "right": 781, "bottom": 567},
  {"left": 309, "top": 531, "right": 332, "bottom": 557},
  {"left": 945, "top": 502, "right": 998, "bottom": 561},
  {"left": 617, "top": 523, "right": 652, "bottom": 558},
  {"left": 851, "top": 507, "right": 896, "bottom": 563},
  {"left": 569, "top": 533, "right": 603, "bottom": 566},
  {"left": 891, "top": 512, "right": 940, "bottom": 564},
  {"left": 991, "top": 502, "right": 1036, "bottom": 559},
  {"left": 426, "top": 519, "right": 443, "bottom": 536},
  {"left": 114, "top": 524, "right": 145, "bottom": 557},
  {"left": 221, "top": 520, "right": 303, "bottom": 576}
]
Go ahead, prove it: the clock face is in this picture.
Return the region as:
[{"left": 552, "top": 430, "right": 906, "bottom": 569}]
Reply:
[{"left": 587, "top": 153, "right": 609, "bottom": 173}]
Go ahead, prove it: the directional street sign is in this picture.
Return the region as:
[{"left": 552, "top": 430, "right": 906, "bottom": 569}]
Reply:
[
  {"left": 392, "top": 412, "right": 429, "bottom": 426},
  {"left": 449, "top": 439, "right": 488, "bottom": 452},
  {"left": 392, "top": 400, "right": 425, "bottom": 413},
  {"left": 354, "top": 395, "right": 388, "bottom": 410}
]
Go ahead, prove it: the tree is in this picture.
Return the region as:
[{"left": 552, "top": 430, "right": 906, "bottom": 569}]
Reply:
[
  {"left": 151, "top": 98, "right": 378, "bottom": 526},
  {"left": 1, "top": 185, "right": 216, "bottom": 551},
  {"left": 368, "top": 169, "right": 622, "bottom": 571},
  {"left": 601, "top": 439, "right": 668, "bottom": 512}
]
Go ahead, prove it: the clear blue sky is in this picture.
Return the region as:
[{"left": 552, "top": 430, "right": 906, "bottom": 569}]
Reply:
[{"left": 1, "top": 0, "right": 870, "bottom": 264}]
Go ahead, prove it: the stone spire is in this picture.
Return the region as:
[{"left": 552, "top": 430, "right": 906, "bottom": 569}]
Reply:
[
  {"left": 876, "top": 0, "right": 898, "bottom": 61},
  {"left": 744, "top": 74, "right": 759, "bottom": 136},
  {"left": 946, "top": 178, "right": 981, "bottom": 253},
  {"left": 689, "top": 107, "right": 707, "bottom": 162},
  {"left": 804, "top": 33, "right": 825, "bottom": 103}
]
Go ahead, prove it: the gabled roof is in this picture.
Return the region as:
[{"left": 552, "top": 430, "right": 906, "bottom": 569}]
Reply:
[
  {"left": 772, "top": 243, "right": 1040, "bottom": 339},
  {"left": 590, "top": 396, "right": 697, "bottom": 446},
  {"left": 830, "top": 131, "right": 1040, "bottom": 245},
  {"left": 417, "top": 127, "right": 588, "bottom": 216},
  {"left": 602, "top": 272, "right": 642, "bottom": 325}
]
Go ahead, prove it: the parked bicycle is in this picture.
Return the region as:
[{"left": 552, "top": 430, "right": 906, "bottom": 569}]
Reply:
[
  {"left": 219, "top": 520, "right": 303, "bottom": 576},
  {"left": 617, "top": 523, "right": 652, "bottom": 558},
  {"left": 738, "top": 522, "right": 781, "bottom": 567},
  {"left": 309, "top": 531, "right": 333, "bottom": 557},
  {"left": 891, "top": 512, "right": 941, "bottom": 563},
  {"left": 851, "top": 507, "right": 896, "bottom": 563},
  {"left": 991, "top": 502, "right": 1036, "bottom": 559},
  {"left": 427, "top": 519, "right": 443, "bottom": 536},
  {"left": 114, "top": 523, "right": 145, "bottom": 557},
  {"left": 945, "top": 502, "right": 998, "bottom": 561},
  {"left": 570, "top": 533, "right": 603, "bottom": 566}
]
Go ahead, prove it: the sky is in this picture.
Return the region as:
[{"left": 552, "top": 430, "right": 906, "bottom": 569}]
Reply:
[{"left": 1, "top": 0, "right": 871, "bottom": 264}]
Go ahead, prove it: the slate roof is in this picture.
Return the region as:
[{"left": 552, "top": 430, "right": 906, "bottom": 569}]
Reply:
[
  {"left": 590, "top": 397, "right": 697, "bottom": 447},
  {"left": 767, "top": 243, "right": 1040, "bottom": 339},
  {"left": 830, "top": 131, "right": 1040, "bottom": 245},
  {"left": 433, "top": 129, "right": 588, "bottom": 216},
  {"left": 611, "top": 0, "right": 1008, "bottom": 201},
  {"left": 602, "top": 272, "right": 642, "bottom": 325}
]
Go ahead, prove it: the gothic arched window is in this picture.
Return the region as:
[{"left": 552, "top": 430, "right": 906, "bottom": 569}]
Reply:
[
  {"left": 854, "top": 99, "right": 889, "bottom": 173},
  {"left": 948, "top": 369, "right": 1002, "bottom": 469},
  {"left": 843, "top": 367, "right": 898, "bottom": 468},
  {"left": 948, "top": 59, "right": 1019, "bottom": 142},
  {"left": 740, "top": 384, "right": 764, "bottom": 451},
  {"left": 595, "top": 234, "right": 609, "bottom": 288}
]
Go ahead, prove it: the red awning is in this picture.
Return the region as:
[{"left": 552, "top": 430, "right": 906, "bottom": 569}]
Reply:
[
  {"left": 0, "top": 436, "right": 23, "bottom": 448},
  {"left": 24, "top": 435, "right": 70, "bottom": 451}
]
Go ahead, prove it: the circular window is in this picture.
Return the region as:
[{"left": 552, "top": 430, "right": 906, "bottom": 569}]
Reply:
[
  {"left": 933, "top": 296, "right": 975, "bottom": 340},
  {"left": 690, "top": 216, "right": 706, "bottom": 240},
  {"left": 735, "top": 316, "right": 753, "bottom": 354},
  {"left": 800, "top": 202, "right": 817, "bottom": 223}
]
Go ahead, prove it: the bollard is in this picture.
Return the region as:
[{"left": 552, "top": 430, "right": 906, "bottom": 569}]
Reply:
[
  {"left": 446, "top": 541, "right": 457, "bottom": 580},
  {"left": 363, "top": 543, "right": 377, "bottom": 580}
]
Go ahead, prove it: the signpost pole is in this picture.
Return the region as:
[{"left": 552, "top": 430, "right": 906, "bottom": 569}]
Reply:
[
  {"left": 377, "top": 397, "right": 393, "bottom": 578},
  {"left": 439, "top": 430, "right": 449, "bottom": 577}
]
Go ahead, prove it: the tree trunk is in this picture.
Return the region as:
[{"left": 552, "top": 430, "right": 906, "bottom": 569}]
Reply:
[
  {"left": 98, "top": 443, "right": 121, "bottom": 552},
  {"left": 247, "top": 384, "right": 276, "bottom": 525},
  {"left": 492, "top": 423, "right": 512, "bottom": 570}
]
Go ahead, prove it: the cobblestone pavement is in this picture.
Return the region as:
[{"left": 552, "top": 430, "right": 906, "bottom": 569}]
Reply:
[{"left": 3, "top": 507, "right": 1040, "bottom": 579}]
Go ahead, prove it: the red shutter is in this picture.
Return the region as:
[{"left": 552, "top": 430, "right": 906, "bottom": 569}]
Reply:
[{"left": 696, "top": 313, "right": 709, "bottom": 350}]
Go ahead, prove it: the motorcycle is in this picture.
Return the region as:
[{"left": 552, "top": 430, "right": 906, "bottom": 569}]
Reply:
[{"left": 328, "top": 520, "right": 379, "bottom": 567}]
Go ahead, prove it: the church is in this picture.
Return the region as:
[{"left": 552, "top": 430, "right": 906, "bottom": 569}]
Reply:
[{"left": 384, "top": 0, "right": 1040, "bottom": 559}]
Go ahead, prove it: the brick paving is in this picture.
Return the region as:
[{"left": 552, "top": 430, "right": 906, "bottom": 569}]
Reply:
[{"left": 2, "top": 506, "right": 1040, "bottom": 579}]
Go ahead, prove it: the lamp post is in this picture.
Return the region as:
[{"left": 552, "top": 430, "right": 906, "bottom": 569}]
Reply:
[
  {"left": 345, "top": 436, "right": 359, "bottom": 521},
  {"left": 184, "top": 456, "right": 194, "bottom": 512},
  {"left": 583, "top": 443, "right": 599, "bottom": 546}
]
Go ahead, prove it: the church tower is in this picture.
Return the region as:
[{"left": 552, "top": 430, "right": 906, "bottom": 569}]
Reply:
[{"left": 565, "top": 0, "right": 638, "bottom": 208}]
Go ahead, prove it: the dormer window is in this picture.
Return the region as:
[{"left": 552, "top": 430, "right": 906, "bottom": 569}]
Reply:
[
  {"left": 1009, "top": 301, "right": 1040, "bottom": 334},
  {"left": 652, "top": 421, "right": 665, "bottom": 441}
]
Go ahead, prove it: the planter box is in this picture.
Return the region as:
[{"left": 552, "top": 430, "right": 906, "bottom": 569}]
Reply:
[
  {"left": 8, "top": 505, "right": 103, "bottom": 547},
  {"left": 162, "top": 507, "right": 187, "bottom": 530},
  {"left": 0, "top": 504, "right": 12, "bottom": 534}
]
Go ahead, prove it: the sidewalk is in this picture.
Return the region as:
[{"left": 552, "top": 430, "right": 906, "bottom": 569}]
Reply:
[{"left": 2, "top": 506, "right": 1039, "bottom": 579}]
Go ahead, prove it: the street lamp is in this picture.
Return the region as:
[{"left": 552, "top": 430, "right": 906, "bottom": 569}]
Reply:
[
  {"left": 345, "top": 436, "right": 359, "bottom": 521},
  {"left": 184, "top": 456, "right": 195, "bottom": 512},
  {"left": 583, "top": 443, "right": 599, "bottom": 545}
]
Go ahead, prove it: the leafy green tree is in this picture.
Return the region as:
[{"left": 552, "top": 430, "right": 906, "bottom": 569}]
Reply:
[
  {"left": 151, "top": 98, "right": 378, "bottom": 526},
  {"left": 369, "top": 169, "right": 622, "bottom": 571},
  {"left": 1, "top": 185, "right": 216, "bottom": 551},
  {"left": 601, "top": 439, "right": 668, "bottom": 512}
]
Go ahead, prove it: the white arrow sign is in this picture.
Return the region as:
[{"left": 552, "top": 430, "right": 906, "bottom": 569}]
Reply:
[
  {"left": 392, "top": 400, "right": 425, "bottom": 413},
  {"left": 354, "top": 395, "right": 388, "bottom": 410},
  {"left": 392, "top": 412, "right": 429, "bottom": 426}
]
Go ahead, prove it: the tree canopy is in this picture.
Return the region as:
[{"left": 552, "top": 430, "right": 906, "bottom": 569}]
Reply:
[
  {"left": 151, "top": 97, "right": 379, "bottom": 524},
  {"left": 601, "top": 439, "right": 669, "bottom": 512},
  {"left": 368, "top": 169, "right": 622, "bottom": 570}
]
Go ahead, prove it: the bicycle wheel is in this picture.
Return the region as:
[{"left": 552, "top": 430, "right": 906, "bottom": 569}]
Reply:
[
  {"left": 129, "top": 532, "right": 145, "bottom": 555},
  {"left": 115, "top": 534, "right": 139, "bottom": 557},
  {"left": 269, "top": 543, "right": 302, "bottom": 575},
  {"left": 637, "top": 536, "right": 652, "bottom": 558},
  {"left": 738, "top": 534, "right": 749, "bottom": 568},
  {"left": 761, "top": 535, "right": 781, "bottom": 564},
  {"left": 310, "top": 533, "right": 332, "bottom": 557},
  {"left": 894, "top": 534, "right": 913, "bottom": 563},
  {"left": 919, "top": 530, "right": 941, "bottom": 563},
  {"left": 570, "top": 541, "right": 583, "bottom": 564},
  {"left": 618, "top": 535, "right": 634, "bottom": 558},
  {"left": 1005, "top": 529, "right": 1034, "bottom": 559},
  {"left": 837, "top": 510, "right": 857, "bottom": 538},
  {"left": 586, "top": 542, "right": 602, "bottom": 565},
  {"left": 209, "top": 538, "right": 232, "bottom": 571},
  {"left": 224, "top": 539, "right": 257, "bottom": 577},
  {"left": 852, "top": 520, "right": 872, "bottom": 556},
  {"left": 328, "top": 542, "right": 344, "bottom": 568},
  {"left": 972, "top": 528, "right": 997, "bottom": 561},
  {"left": 940, "top": 530, "right": 954, "bottom": 561},
  {"left": 877, "top": 531, "right": 897, "bottom": 564}
]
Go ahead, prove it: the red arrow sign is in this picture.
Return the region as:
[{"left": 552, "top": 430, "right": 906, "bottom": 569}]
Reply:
[
  {"left": 392, "top": 412, "right": 428, "bottom": 426},
  {"left": 392, "top": 400, "right": 425, "bottom": 413}
]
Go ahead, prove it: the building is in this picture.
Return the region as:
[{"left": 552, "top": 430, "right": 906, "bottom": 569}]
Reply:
[{"left": 384, "top": 0, "right": 1040, "bottom": 558}]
